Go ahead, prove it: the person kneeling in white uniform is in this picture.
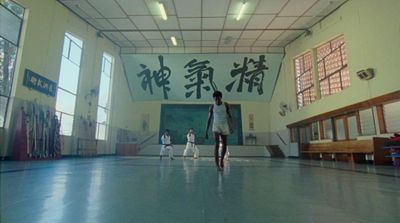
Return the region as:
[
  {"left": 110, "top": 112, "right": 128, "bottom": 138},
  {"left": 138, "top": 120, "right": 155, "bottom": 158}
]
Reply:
[{"left": 183, "top": 128, "right": 199, "bottom": 159}]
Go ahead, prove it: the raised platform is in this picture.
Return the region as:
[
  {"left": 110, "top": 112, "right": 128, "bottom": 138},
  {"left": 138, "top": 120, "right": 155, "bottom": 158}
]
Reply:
[{"left": 137, "top": 144, "right": 270, "bottom": 157}]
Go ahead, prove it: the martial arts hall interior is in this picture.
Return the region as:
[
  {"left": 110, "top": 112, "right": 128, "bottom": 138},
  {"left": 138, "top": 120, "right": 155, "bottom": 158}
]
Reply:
[{"left": 0, "top": 0, "right": 399, "bottom": 222}]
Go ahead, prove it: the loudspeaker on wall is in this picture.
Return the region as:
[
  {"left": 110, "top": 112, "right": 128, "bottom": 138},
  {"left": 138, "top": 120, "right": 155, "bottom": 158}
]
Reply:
[{"left": 356, "top": 68, "right": 374, "bottom": 80}]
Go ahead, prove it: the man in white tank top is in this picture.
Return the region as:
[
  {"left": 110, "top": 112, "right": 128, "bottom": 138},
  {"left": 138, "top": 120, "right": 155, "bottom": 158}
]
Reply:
[{"left": 205, "top": 91, "right": 233, "bottom": 171}]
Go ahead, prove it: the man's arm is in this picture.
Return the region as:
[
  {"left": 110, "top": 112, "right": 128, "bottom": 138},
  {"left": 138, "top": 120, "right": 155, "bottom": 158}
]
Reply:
[
  {"left": 225, "top": 102, "right": 233, "bottom": 120},
  {"left": 225, "top": 102, "right": 234, "bottom": 132},
  {"left": 205, "top": 105, "right": 213, "bottom": 139}
]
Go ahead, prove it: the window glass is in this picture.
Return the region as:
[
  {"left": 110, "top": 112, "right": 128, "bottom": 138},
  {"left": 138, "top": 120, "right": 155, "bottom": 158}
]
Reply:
[
  {"left": 348, "top": 116, "right": 358, "bottom": 139},
  {"left": 294, "top": 51, "right": 315, "bottom": 108},
  {"left": 323, "top": 119, "right": 333, "bottom": 139},
  {"left": 96, "top": 123, "right": 106, "bottom": 140},
  {"left": 59, "top": 113, "right": 74, "bottom": 136},
  {"left": 360, "top": 108, "right": 376, "bottom": 136},
  {"left": 69, "top": 41, "right": 82, "bottom": 65},
  {"left": 335, "top": 118, "right": 346, "bottom": 140},
  {"left": 0, "top": 36, "right": 17, "bottom": 96},
  {"left": 98, "top": 75, "right": 110, "bottom": 107},
  {"left": 311, "top": 122, "right": 319, "bottom": 140},
  {"left": 300, "top": 126, "right": 311, "bottom": 143},
  {"left": 292, "top": 128, "right": 299, "bottom": 142},
  {"left": 0, "top": 1, "right": 24, "bottom": 127},
  {"left": 0, "top": 96, "right": 8, "bottom": 126},
  {"left": 58, "top": 59, "right": 80, "bottom": 93},
  {"left": 56, "top": 89, "right": 76, "bottom": 114},
  {"left": 96, "top": 106, "right": 107, "bottom": 124},
  {"left": 4, "top": 1, "right": 24, "bottom": 18},
  {"left": 384, "top": 101, "right": 400, "bottom": 133},
  {"left": 0, "top": 5, "right": 22, "bottom": 45},
  {"left": 56, "top": 33, "right": 83, "bottom": 135},
  {"left": 317, "top": 35, "right": 350, "bottom": 97},
  {"left": 96, "top": 53, "right": 114, "bottom": 140}
]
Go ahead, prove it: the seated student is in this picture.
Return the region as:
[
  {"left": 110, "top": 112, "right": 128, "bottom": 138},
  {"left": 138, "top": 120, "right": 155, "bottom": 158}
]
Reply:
[
  {"left": 160, "top": 129, "right": 174, "bottom": 160},
  {"left": 183, "top": 128, "right": 199, "bottom": 159}
]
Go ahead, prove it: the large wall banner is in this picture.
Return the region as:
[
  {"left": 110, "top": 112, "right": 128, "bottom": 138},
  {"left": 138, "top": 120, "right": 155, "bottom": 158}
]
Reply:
[{"left": 121, "top": 53, "right": 284, "bottom": 102}]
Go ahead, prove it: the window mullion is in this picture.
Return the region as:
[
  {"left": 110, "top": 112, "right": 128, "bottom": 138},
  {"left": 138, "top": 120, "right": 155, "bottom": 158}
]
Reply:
[{"left": 311, "top": 48, "right": 320, "bottom": 100}]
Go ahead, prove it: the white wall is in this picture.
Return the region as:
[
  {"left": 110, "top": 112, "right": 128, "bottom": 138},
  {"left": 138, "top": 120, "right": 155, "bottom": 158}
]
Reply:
[
  {"left": 0, "top": 0, "right": 130, "bottom": 156},
  {"left": 269, "top": 0, "right": 400, "bottom": 156}
]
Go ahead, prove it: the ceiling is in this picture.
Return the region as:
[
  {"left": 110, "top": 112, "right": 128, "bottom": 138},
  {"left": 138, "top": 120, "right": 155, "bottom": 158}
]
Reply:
[{"left": 58, "top": 0, "right": 348, "bottom": 54}]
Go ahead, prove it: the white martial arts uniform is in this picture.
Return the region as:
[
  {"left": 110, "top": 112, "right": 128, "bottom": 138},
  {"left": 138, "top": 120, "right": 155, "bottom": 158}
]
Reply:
[
  {"left": 183, "top": 133, "right": 199, "bottom": 158},
  {"left": 160, "top": 134, "right": 174, "bottom": 159}
]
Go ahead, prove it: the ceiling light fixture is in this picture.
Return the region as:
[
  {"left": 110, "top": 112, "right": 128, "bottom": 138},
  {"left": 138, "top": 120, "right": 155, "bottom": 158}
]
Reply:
[
  {"left": 158, "top": 2, "right": 168, "bottom": 20},
  {"left": 171, "top": 36, "right": 177, "bottom": 46},
  {"left": 236, "top": 2, "right": 247, "bottom": 21}
]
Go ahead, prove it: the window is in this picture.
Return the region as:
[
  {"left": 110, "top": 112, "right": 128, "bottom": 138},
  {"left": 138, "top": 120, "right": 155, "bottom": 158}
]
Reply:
[
  {"left": 299, "top": 125, "right": 311, "bottom": 143},
  {"left": 311, "top": 122, "right": 319, "bottom": 140},
  {"left": 383, "top": 100, "right": 400, "bottom": 133},
  {"left": 335, "top": 118, "right": 346, "bottom": 140},
  {"left": 359, "top": 108, "right": 376, "bottom": 136},
  {"left": 96, "top": 53, "right": 114, "bottom": 140},
  {"left": 317, "top": 35, "right": 350, "bottom": 98},
  {"left": 347, "top": 115, "right": 358, "bottom": 139},
  {"left": 291, "top": 128, "right": 299, "bottom": 143},
  {"left": 334, "top": 114, "right": 359, "bottom": 141},
  {"left": 0, "top": 1, "right": 24, "bottom": 127},
  {"left": 56, "top": 33, "right": 83, "bottom": 136},
  {"left": 294, "top": 51, "right": 315, "bottom": 108},
  {"left": 322, "top": 119, "right": 333, "bottom": 139}
]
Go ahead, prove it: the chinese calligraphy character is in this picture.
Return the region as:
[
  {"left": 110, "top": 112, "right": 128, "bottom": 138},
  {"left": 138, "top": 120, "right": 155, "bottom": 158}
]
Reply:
[
  {"left": 30, "top": 76, "right": 38, "bottom": 86},
  {"left": 37, "top": 79, "right": 43, "bottom": 88},
  {"left": 137, "top": 64, "right": 154, "bottom": 94},
  {"left": 153, "top": 56, "right": 171, "bottom": 99},
  {"left": 43, "top": 82, "right": 49, "bottom": 90},
  {"left": 225, "top": 55, "right": 268, "bottom": 95},
  {"left": 137, "top": 55, "right": 171, "bottom": 99},
  {"left": 184, "top": 59, "right": 217, "bottom": 99},
  {"left": 49, "top": 84, "right": 54, "bottom": 94}
]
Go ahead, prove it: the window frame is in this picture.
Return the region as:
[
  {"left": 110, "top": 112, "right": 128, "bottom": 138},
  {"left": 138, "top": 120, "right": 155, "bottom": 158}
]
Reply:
[
  {"left": 0, "top": 1, "right": 24, "bottom": 128},
  {"left": 377, "top": 99, "right": 400, "bottom": 134},
  {"left": 357, "top": 108, "right": 376, "bottom": 136},
  {"left": 55, "top": 32, "right": 83, "bottom": 136},
  {"left": 293, "top": 51, "right": 315, "bottom": 108},
  {"left": 316, "top": 35, "right": 350, "bottom": 98},
  {"left": 95, "top": 53, "right": 114, "bottom": 140}
]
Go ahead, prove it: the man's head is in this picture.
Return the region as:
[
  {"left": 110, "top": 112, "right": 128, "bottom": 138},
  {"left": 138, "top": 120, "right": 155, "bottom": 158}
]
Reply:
[
  {"left": 213, "top": 91, "right": 222, "bottom": 104},
  {"left": 213, "top": 91, "right": 222, "bottom": 98},
  {"left": 164, "top": 129, "right": 169, "bottom": 135}
]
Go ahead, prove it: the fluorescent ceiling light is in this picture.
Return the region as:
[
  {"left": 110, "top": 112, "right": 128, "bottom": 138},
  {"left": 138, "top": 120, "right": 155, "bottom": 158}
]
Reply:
[
  {"left": 158, "top": 2, "right": 167, "bottom": 20},
  {"left": 171, "top": 36, "right": 177, "bottom": 46},
  {"left": 236, "top": 2, "right": 247, "bottom": 21}
]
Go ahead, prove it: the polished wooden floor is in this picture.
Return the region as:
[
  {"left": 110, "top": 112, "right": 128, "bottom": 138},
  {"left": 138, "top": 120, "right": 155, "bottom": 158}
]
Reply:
[{"left": 1, "top": 157, "right": 399, "bottom": 223}]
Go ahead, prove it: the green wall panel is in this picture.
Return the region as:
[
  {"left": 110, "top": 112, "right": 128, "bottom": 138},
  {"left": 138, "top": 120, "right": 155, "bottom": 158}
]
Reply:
[{"left": 159, "top": 104, "right": 243, "bottom": 145}]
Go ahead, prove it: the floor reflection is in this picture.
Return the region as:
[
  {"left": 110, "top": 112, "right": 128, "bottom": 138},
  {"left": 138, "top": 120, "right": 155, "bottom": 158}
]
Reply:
[{"left": 1, "top": 157, "right": 399, "bottom": 223}]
